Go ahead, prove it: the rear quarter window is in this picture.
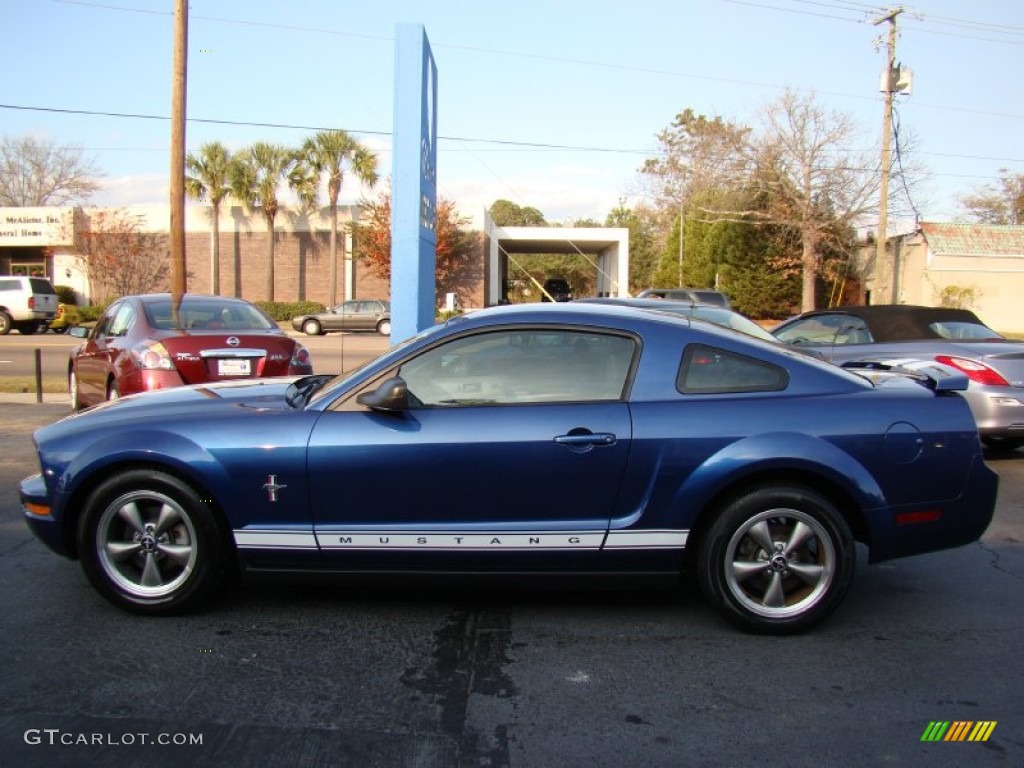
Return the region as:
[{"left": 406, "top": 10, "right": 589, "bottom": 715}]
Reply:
[{"left": 678, "top": 344, "right": 789, "bottom": 394}]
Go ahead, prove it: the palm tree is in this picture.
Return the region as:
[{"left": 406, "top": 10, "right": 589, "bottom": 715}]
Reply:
[
  {"left": 299, "top": 130, "right": 379, "bottom": 306},
  {"left": 185, "top": 141, "right": 234, "bottom": 295},
  {"left": 229, "top": 142, "right": 299, "bottom": 302}
]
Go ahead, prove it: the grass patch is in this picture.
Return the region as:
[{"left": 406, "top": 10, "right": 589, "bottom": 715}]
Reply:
[{"left": 0, "top": 376, "right": 69, "bottom": 394}]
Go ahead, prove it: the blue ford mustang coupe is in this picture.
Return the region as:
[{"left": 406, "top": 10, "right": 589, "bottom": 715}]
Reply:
[{"left": 20, "top": 303, "right": 998, "bottom": 633}]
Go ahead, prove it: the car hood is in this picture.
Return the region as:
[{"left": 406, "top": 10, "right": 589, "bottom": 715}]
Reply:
[{"left": 37, "top": 377, "right": 304, "bottom": 442}]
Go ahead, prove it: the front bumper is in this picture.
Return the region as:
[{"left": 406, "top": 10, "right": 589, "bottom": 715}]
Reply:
[{"left": 20, "top": 473, "right": 74, "bottom": 559}]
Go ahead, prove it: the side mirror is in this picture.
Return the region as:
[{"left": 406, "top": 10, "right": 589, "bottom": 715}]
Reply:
[
  {"left": 69, "top": 326, "right": 90, "bottom": 339},
  {"left": 356, "top": 377, "right": 410, "bottom": 412}
]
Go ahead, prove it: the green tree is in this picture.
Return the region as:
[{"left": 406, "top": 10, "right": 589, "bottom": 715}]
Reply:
[
  {"left": 489, "top": 199, "right": 547, "bottom": 226},
  {"left": 298, "top": 130, "right": 380, "bottom": 306},
  {"left": 229, "top": 142, "right": 299, "bottom": 302},
  {"left": 959, "top": 170, "right": 1024, "bottom": 225},
  {"left": 185, "top": 141, "right": 234, "bottom": 295}
]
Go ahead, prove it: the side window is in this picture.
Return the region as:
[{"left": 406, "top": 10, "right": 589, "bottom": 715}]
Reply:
[
  {"left": 775, "top": 315, "right": 871, "bottom": 345},
  {"left": 107, "top": 304, "right": 135, "bottom": 337},
  {"left": 678, "top": 344, "right": 788, "bottom": 395},
  {"left": 93, "top": 303, "right": 120, "bottom": 337},
  {"left": 398, "top": 329, "right": 636, "bottom": 407}
]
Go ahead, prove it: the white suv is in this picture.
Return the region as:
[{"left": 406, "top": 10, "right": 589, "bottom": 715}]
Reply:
[{"left": 0, "top": 276, "right": 59, "bottom": 335}]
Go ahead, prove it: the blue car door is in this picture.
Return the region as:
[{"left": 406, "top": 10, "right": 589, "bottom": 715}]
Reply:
[{"left": 307, "top": 327, "right": 637, "bottom": 570}]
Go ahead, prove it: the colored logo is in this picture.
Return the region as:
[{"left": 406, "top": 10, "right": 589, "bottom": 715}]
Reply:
[{"left": 920, "top": 721, "right": 997, "bottom": 742}]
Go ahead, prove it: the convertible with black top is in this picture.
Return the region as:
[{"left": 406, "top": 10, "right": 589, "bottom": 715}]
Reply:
[{"left": 20, "top": 303, "right": 997, "bottom": 633}]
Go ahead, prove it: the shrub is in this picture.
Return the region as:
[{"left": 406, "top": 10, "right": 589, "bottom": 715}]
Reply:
[
  {"left": 53, "top": 285, "right": 79, "bottom": 305},
  {"left": 254, "top": 301, "right": 325, "bottom": 322}
]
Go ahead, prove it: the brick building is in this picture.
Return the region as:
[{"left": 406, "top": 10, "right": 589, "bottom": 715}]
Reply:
[{"left": 0, "top": 204, "right": 486, "bottom": 309}]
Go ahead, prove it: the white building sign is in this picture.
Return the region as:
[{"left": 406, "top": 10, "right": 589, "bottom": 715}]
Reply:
[{"left": 0, "top": 207, "right": 75, "bottom": 247}]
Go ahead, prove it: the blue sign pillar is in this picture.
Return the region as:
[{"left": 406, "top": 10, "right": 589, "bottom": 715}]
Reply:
[{"left": 391, "top": 24, "right": 437, "bottom": 343}]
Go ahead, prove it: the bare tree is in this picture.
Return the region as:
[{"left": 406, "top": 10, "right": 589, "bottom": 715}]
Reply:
[
  {"left": 74, "top": 209, "right": 170, "bottom": 301},
  {"left": 959, "top": 170, "right": 1024, "bottom": 225},
  {"left": 753, "top": 90, "right": 882, "bottom": 311},
  {"left": 0, "top": 135, "right": 102, "bottom": 206}
]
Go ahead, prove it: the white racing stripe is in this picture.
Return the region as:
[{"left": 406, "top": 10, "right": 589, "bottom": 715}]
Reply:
[{"left": 234, "top": 528, "right": 690, "bottom": 552}]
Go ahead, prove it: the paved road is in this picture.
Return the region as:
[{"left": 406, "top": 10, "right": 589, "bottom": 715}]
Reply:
[{"left": 1, "top": 405, "right": 1022, "bottom": 767}]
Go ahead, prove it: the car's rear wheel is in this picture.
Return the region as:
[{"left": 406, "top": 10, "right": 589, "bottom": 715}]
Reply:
[
  {"left": 303, "top": 319, "right": 322, "bottom": 336},
  {"left": 19, "top": 322, "right": 38, "bottom": 335},
  {"left": 78, "top": 470, "right": 227, "bottom": 614},
  {"left": 377, "top": 319, "right": 392, "bottom": 336},
  {"left": 107, "top": 380, "right": 120, "bottom": 402},
  {"left": 697, "top": 485, "right": 855, "bottom": 634},
  {"left": 0, "top": 311, "right": 11, "bottom": 335},
  {"left": 981, "top": 436, "right": 1024, "bottom": 452}
]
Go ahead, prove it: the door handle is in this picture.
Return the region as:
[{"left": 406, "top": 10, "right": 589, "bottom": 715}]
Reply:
[{"left": 554, "top": 432, "right": 616, "bottom": 447}]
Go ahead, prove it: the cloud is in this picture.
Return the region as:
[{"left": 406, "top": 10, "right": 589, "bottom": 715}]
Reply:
[{"left": 92, "top": 174, "right": 169, "bottom": 207}]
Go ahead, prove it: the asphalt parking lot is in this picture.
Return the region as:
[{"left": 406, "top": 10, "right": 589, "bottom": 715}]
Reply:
[{"left": 1, "top": 403, "right": 1022, "bottom": 767}]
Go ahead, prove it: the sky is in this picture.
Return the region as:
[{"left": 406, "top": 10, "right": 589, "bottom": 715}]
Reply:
[{"left": 3, "top": 0, "right": 1023, "bottom": 230}]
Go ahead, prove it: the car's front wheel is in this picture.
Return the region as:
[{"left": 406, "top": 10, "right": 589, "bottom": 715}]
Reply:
[
  {"left": 78, "top": 470, "right": 228, "bottom": 614},
  {"left": 303, "top": 319, "right": 322, "bottom": 336},
  {"left": 697, "top": 485, "right": 855, "bottom": 634}
]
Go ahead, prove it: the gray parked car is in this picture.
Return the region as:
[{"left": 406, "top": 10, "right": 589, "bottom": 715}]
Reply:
[
  {"left": 772, "top": 304, "right": 1024, "bottom": 451},
  {"left": 577, "top": 297, "right": 777, "bottom": 343},
  {"left": 292, "top": 299, "right": 391, "bottom": 336},
  {"left": 636, "top": 287, "right": 731, "bottom": 308}
]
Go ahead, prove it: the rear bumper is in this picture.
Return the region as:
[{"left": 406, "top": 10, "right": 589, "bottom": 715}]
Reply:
[
  {"left": 963, "top": 387, "right": 1024, "bottom": 434},
  {"left": 870, "top": 453, "right": 998, "bottom": 562}
]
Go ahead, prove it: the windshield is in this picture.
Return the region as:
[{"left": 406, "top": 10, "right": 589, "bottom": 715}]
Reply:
[
  {"left": 305, "top": 323, "right": 447, "bottom": 408},
  {"left": 929, "top": 321, "right": 1003, "bottom": 340},
  {"left": 143, "top": 299, "right": 277, "bottom": 331}
]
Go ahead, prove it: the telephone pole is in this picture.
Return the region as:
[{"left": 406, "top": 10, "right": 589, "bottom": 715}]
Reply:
[
  {"left": 873, "top": 7, "right": 902, "bottom": 304},
  {"left": 169, "top": 0, "right": 188, "bottom": 297}
]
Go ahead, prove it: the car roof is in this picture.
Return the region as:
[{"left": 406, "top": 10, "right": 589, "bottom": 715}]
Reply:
[
  {"left": 132, "top": 293, "right": 255, "bottom": 305},
  {"left": 793, "top": 305, "right": 990, "bottom": 341}
]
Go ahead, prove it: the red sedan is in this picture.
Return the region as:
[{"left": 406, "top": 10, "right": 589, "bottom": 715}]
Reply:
[{"left": 68, "top": 294, "right": 313, "bottom": 410}]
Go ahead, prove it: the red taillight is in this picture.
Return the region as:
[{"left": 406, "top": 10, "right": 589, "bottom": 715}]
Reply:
[
  {"left": 934, "top": 355, "right": 1009, "bottom": 386},
  {"left": 896, "top": 509, "right": 942, "bottom": 526},
  {"left": 291, "top": 344, "right": 311, "bottom": 368},
  {"left": 28, "top": 297, "right": 35, "bottom": 309}
]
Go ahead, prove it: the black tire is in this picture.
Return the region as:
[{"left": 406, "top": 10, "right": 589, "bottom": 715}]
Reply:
[
  {"left": 302, "top": 318, "right": 322, "bottom": 336},
  {"left": 981, "top": 436, "right": 1024, "bottom": 452},
  {"left": 107, "top": 380, "right": 121, "bottom": 402},
  {"left": 696, "top": 485, "right": 855, "bottom": 634},
  {"left": 0, "top": 311, "right": 10, "bottom": 335},
  {"left": 52, "top": 325, "right": 67, "bottom": 334},
  {"left": 18, "top": 322, "right": 37, "bottom": 335},
  {"left": 78, "top": 470, "right": 228, "bottom": 614}
]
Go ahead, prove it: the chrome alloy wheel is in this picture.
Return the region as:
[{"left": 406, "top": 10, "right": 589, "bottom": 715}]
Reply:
[
  {"left": 95, "top": 490, "right": 198, "bottom": 599},
  {"left": 723, "top": 508, "right": 836, "bottom": 619}
]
